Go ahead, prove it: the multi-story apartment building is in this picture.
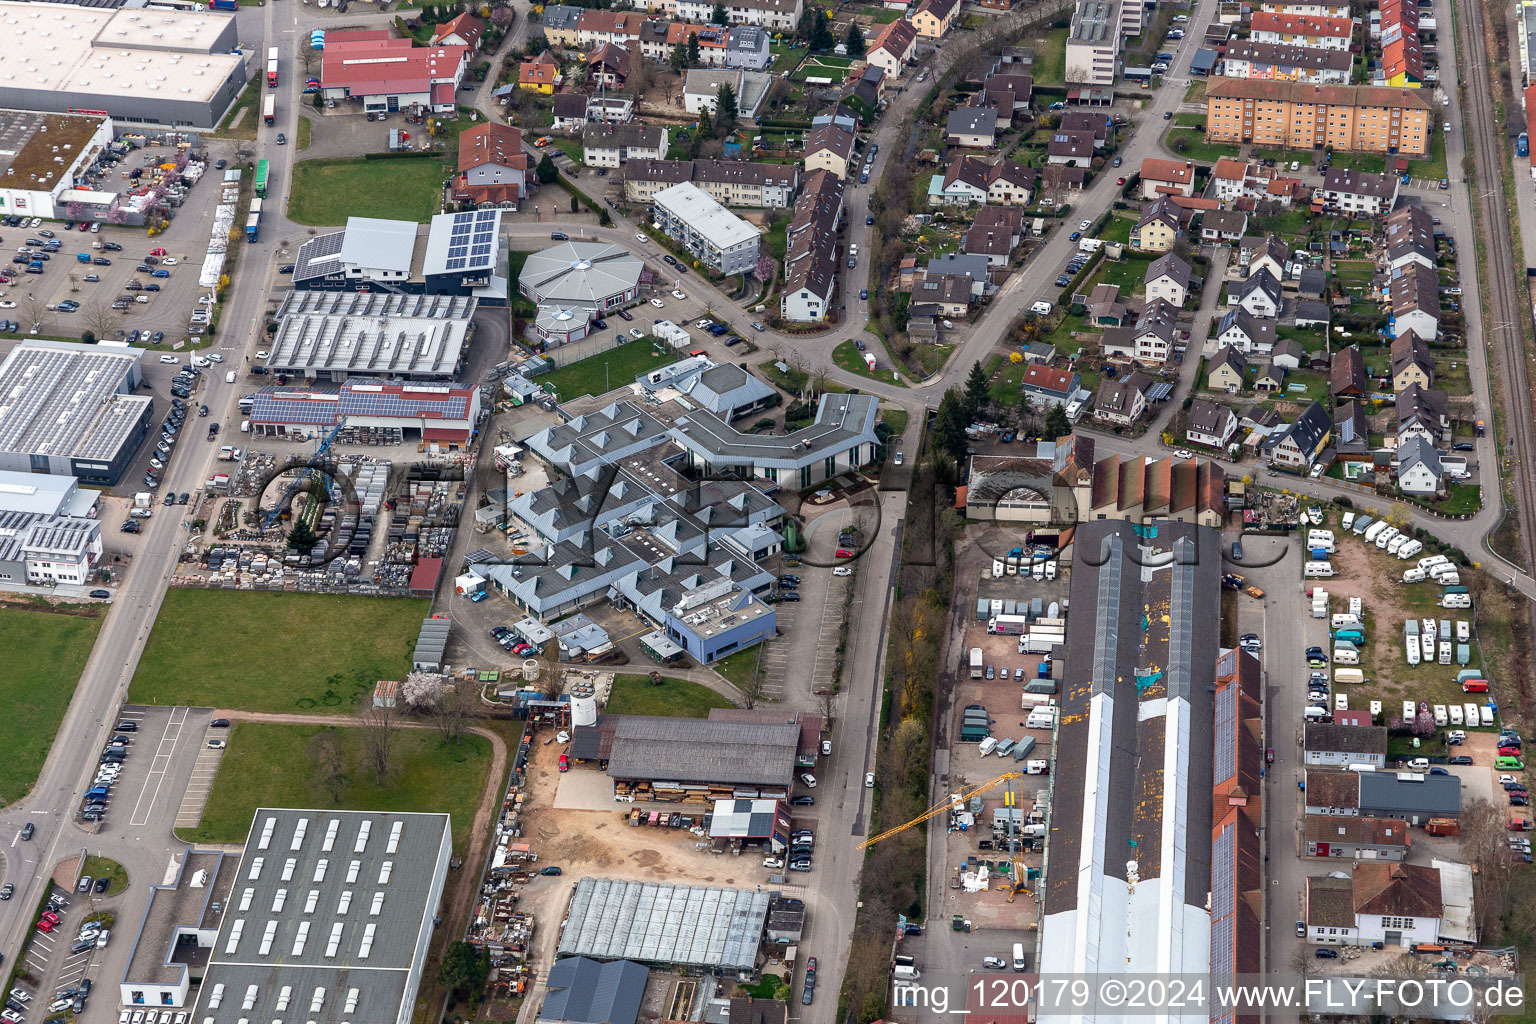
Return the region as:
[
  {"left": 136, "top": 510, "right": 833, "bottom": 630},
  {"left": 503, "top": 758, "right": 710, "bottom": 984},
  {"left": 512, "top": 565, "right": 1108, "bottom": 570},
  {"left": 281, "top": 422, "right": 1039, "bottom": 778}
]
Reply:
[
  {"left": 652, "top": 182, "right": 761, "bottom": 274},
  {"left": 1218, "top": 41, "right": 1353, "bottom": 82},
  {"left": 623, "top": 159, "right": 799, "bottom": 207},
  {"left": 663, "top": 0, "right": 803, "bottom": 33},
  {"left": 1065, "top": 0, "right": 1121, "bottom": 84},
  {"left": 1205, "top": 80, "right": 1433, "bottom": 155},
  {"left": 1249, "top": 11, "right": 1353, "bottom": 48}
]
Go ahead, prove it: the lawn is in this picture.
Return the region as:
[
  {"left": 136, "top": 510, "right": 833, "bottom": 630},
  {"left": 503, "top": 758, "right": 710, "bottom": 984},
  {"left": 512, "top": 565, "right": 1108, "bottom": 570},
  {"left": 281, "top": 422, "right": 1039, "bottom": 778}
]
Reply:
[
  {"left": 608, "top": 674, "right": 734, "bottom": 717},
  {"left": 181, "top": 722, "right": 492, "bottom": 854},
  {"left": 789, "top": 54, "right": 855, "bottom": 83},
  {"left": 128, "top": 591, "right": 429, "bottom": 713},
  {"left": 1099, "top": 215, "right": 1136, "bottom": 245},
  {"left": 287, "top": 156, "right": 450, "bottom": 225},
  {"left": 508, "top": 251, "right": 536, "bottom": 316},
  {"left": 833, "top": 339, "right": 908, "bottom": 386},
  {"left": 985, "top": 353, "right": 1026, "bottom": 408},
  {"left": 768, "top": 43, "right": 802, "bottom": 74},
  {"left": 1031, "top": 28, "right": 1068, "bottom": 85},
  {"left": 908, "top": 342, "right": 953, "bottom": 377},
  {"left": 713, "top": 647, "right": 765, "bottom": 691},
  {"left": 1434, "top": 351, "right": 1472, "bottom": 396},
  {"left": 80, "top": 856, "right": 128, "bottom": 896},
  {"left": 1183, "top": 81, "right": 1206, "bottom": 103},
  {"left": 0, "top": 605, "right": 104, "bottom": 806},
  {"left": 1163, "top": 128, "right": 1240, "bottom": 164},
  {"left": 1091, "top": 254, "right": 1156, "bottom": 297},
  {"left": 216, "top": 78, "right": 261, "bottom": 140},
  {"left": 538, "top": 340, "right": 679, "bottom": 399},
  {"left": 1173, "top": 112, "right": 1204, "bottom": 128},
  {"left": 880, "top": 406, "right": 910, "bottom": 435},
  {"left": 295, "top": 116, "right": 313, "bottom": 152},
  {"left": 1278, "top": 323, "right": 1327, "bottom": 353}
]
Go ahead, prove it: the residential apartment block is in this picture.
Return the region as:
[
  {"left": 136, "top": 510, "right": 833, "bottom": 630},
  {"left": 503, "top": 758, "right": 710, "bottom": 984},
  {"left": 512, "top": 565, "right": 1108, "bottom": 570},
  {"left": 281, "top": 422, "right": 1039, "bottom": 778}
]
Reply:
[
  {"left": 781, "top": 170, "right": 843, "bottom": 322},
  {"left": 651, "top": 182, "right": 761, "bottom": 274},
  {"left": 623, "top": 159, "right": 799, "bottom": 207},
  {"left": 1205, "top": 80, "right": 1433, "bottom": 155},
  {"left": 1065, "top": 0, "right": 1121, "bottom": 85},
  {"left": 1218, "top": 41, "right": 1353, "bottom": 83}
]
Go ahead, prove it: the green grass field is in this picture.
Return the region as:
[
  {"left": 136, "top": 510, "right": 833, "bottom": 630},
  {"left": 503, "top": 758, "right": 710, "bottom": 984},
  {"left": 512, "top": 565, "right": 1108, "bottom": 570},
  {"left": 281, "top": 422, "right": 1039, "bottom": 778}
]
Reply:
[
  {"left": 181, "top": 722, "right": 492, "bottom": 853},
  {"left": 608, "top": 675, "right": 733, "bottom": 717},
  {"left": 80, "top": 856, "right": 128, "bottom": 896},
  {"left": 790, "top": 55, "right": 855, "bottom": 83},
  {"left": 128, "top": 591, "right": 429, "bottom": 713},
  {"left": 0, "top": 606, "right": 103, "bottom": 806},
  {"left": 288, "top": 156, "right": 451, "bottom": 225},
  {"left": 538, "top": 341, "right": 680, "bottom": 400},
  {"left": 1031, "top": 28, "right": 1068, "bottom": 85},
  {"left": 833, "top": 339, "right": 908, "bottom": 386}
]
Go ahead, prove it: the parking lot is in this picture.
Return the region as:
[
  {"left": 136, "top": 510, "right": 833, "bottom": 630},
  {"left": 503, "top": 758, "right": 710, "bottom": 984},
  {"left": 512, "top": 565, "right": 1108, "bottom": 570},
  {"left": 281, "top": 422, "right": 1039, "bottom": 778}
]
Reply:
[
  {"left": 14, "top": 876, "right": 119, "bottom": 1024},
  {"left": 90, "top": 706, "right": 216, "bottom": 835}
]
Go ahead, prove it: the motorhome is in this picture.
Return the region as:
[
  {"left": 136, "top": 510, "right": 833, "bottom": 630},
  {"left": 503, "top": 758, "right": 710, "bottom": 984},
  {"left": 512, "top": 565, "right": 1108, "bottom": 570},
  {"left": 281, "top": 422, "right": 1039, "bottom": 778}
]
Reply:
[{"left": 1304, "top": 560, "right": 1337, "bottom": 578}]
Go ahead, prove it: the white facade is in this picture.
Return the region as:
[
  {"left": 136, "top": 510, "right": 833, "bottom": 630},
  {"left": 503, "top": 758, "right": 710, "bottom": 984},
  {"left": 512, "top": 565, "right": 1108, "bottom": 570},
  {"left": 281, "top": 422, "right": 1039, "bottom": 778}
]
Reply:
[
  {"left": 652, "top": 182, "right": 760, "bottom": 275},
  {"left": 1392, "top": 308, "right": 1438, "bottom": 340},
  {"left": 0, "top": 115, "right": 114, "bottom": 221},
  {"left": 782, "top": 279, "right": 833, "bottom": 321},
  {"left": 1354, "top": 912, "right": 1440, "bottom": 947},
  {"left": 1145, "top": 273, "right": 1187, "bottom": 306},
  {"left": 666, "top": 0, "right": 803, "bottom": 30},
  {"left": 1398, "top": 459, "right": 1441, "bottom": 494}
]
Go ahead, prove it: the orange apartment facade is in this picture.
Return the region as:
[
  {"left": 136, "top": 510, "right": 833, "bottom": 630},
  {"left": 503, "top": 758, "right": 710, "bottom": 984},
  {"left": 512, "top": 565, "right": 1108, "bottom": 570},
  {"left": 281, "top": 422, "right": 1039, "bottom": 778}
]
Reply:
[{"left": 1204, "top": 80, "right": 1433, "bottom": 155}]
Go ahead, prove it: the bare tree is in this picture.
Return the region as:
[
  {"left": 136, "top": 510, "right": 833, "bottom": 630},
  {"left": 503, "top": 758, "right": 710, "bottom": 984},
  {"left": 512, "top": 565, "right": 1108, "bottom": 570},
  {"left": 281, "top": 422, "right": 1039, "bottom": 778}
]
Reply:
[
  {"left": 20, "top": 293, "right": 47, "bottom": 336},
  {"left": 309, "top": 730, "right": 348, "bottom": 803},
  {"left": 358, "top": 702, "right": 398, "bottom": 786},
  {"left": 432, "top": 678, "right": 475, "bottom": 743},
  {"left": 402, "top": 671, "right": 444, "bottom": 710},
  {"left": 82, "top": 299, "right": 117, "bottom": 342},
  {"left": 1461, "top": 798, "right": 1511, "bottom": 942}
]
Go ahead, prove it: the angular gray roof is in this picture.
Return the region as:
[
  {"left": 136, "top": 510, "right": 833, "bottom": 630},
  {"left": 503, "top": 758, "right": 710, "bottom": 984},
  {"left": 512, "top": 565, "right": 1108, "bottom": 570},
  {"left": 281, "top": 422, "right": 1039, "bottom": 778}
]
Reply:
[
  {"left": 520, "top": 241, "right": 644, "bottom": 306},
  {"left": 682, "top": 363, "right": 776, "bottom": 415},
  {"left": 540, "top": 958, "right": 647, "bottom": 1024},
  {"left": 607, "top": 716, "right": 799, "bottom": 787},
  {"left": 946, "top": 107, "right": 997, "bottom": 135},
  {"left": 1397, "top": 435, "right": 1442, "bottom": 476},
  {"left": 338, "top": 217, "right": 417, "bottom": 274},
  {"left": 1358, "top": 772, "right": 1462, "bottom": 816},
  {"left": 671, "top": 392, "right": 879, "bottom": 470}
]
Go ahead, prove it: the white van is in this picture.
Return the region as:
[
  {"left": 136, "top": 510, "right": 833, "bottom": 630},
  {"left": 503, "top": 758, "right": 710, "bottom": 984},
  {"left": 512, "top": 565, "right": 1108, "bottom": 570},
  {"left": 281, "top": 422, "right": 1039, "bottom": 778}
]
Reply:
[
  {"left": 1304, "top": 560, "right": 1337, "bottom": 578},
  {"left": 1334, "top": 668, "right": 1364, "bottom": 685},
  {"left": 225, "top": 370, "right": 237, "bottom": 384},
  {"left": 1333, "top": 649, "right": 1359, "bottom": 665},
  {"left": 1304, "top": 706, "right": 1330, "bottom": 721},
  {"left": 1012, "top": 943, "right": 1027, "bottom": 972},
  {"left": 893, "top": 966, "right": 921, "bottom": 982},
  {"left": 1331, "top": 614, "right": 1361, "bottom": 629},
  {"left": 1407, "top": 757, "right": 1430, "bottom": 772},
  {"left": 1026, "top": 759, "right": 1050, "bottom": 775}
]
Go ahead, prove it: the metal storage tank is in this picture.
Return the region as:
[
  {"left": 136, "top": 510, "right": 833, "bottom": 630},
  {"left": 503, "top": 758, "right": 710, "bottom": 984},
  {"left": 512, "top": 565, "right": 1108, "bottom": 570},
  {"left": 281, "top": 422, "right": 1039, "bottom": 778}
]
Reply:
[{"left": 571, "top": 693, "right": 598, "bottom": 727}]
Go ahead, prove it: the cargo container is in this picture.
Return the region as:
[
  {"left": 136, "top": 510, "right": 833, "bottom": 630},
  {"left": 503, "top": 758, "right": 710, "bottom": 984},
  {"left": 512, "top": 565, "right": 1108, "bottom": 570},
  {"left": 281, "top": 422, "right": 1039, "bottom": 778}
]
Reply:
[{"left": 1425, "top": 818, "right": 1460, "bottom": 836}]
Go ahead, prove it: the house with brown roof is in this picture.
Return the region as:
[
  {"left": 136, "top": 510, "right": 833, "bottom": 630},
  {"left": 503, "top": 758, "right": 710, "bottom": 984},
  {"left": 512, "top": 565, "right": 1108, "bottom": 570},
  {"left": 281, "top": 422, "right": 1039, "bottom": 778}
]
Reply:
[
  {"left": 1139, "top": 158, "right": 1197, "bottom": 199},
  {"left": 433, "top": 11, "right": 485, "bottom": 48},
  {"left": 1046, "top": 129, "right": 1095, "bottom": 165},
  {"left": 1144, "top": 252, "right": 1193, "bottom": 306},
  {"left": 781, "top": 169, "right": 843, "bottom": 322},
  {"left": 1329, "top": 344, "right": 1365, "bottom": 398},
  {"left": 1303, "top": 768, "right": 1360, "bottom": 815},
  {"left": 912, "top": 0, "right": 960, "bottom": 38},
  {"left": 1020, "top": 364, "right": 1082, "bottom": 407},
  {"left": 1351, "top": 863, "right": 1443, "bottom": 946},
  {"left": 1207, "top": 345, "right": 1248, "bottom": 392},
  {"left": 455, "top": 123, "right": 530, "bottom": 209},
  {"left": 1041, "top": 165, "right": 1088, "bottom": 193},
  {"left": 1204, "top": 80, "right": 1433, "bottom": 155},
  {"left": 1391, "top": 333, "right": 1434, "bottom": 392},
  {"left": 1083, "top": 454, "right": 1226, "bottom": 526},
  {"left": 1396, "top": 381, "right": 1449, "bottom": 446},
  {"left": 913, "top": 273, "right": 974, "bottom": 316},
  {"left": 929, "top": 155, "right": 992, "bottom": 206},
  {"left": 587, "top": 43, "right": 631, "bottom": 87},
  {"left": 1200, "top": 209, "right": 1249, "bottom": 242},
  {"left": 986, "top": 160, "right": 1036, "bottom": 205},
  {"left": 1304, "top": 816, "right": 1411, "bottom": 861},
  {"left": 518, "top": 50, "right": 561, "bottom": 93},
  {"left": 1304, "top": 722, "right": 1387, "bottom": 767},
  {"left": 804, "top": 122, "right": 856, "bottom": 180},
  {"left": 1091, "top": 370, "right": 1151, "bottom": 426},
  {"left": 1186, "top": 398, "right": 1238, "bottom": 448},
  {"left": 962, "top": 206, "right": 1023, "bottom": 266},
  {"left": 550, "top": 91, "right": 591, "bottom": 130},
  {"left": 865, "top": 18, "right": 916, "bottom": 78}
]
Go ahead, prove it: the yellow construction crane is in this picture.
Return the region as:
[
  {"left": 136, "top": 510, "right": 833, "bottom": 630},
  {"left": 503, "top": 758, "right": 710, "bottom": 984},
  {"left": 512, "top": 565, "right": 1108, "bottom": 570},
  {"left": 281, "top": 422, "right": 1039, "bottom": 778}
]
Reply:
[{"left": 857, "top": 771, "right": 1034, "bottom": 901}]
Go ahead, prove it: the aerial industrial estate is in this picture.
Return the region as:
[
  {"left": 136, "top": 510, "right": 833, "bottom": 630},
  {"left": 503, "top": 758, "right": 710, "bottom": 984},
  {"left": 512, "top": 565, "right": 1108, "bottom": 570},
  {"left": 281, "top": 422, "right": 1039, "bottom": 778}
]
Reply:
[{"left": 2, "top": 0, "right": 1536, "bottom": 1020}]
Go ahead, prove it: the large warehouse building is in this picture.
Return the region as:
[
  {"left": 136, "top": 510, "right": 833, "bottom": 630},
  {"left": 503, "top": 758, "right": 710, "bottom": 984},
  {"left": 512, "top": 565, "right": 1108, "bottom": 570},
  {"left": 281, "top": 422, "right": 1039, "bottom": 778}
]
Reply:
[
  {"left": 191, "top": 809, "right": 452, "bottom": 1024},
  {"left": 266, "top": 291, "right": 478, "bottom": 383},
  {"left": 292, "top": 211, "right": 508, "bottom": 301},
  {"left": 1039, "top": 520, "right": 1232, "bottom": 1022},
  {"left": 0, "top": 340, "right": 152, "bottom": 485},
  {"left": 0, "top": 112, "right": 114, "bottom": 222},
  {"left": 556, "top": 879, "right": 771, "bottom": 974},
  {"left": 0, "top": 4, "right": 245, "bottom": 128},
  {"left": 247, "top": 379, "right": 482, "bottom": 446}
]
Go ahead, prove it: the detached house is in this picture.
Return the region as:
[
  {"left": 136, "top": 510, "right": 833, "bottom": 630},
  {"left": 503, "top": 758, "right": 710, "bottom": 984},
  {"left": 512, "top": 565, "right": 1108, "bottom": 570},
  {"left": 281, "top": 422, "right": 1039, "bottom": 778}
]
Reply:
[
  {"left": 1130, "top": 198, "right": 1183, "bottom": 252},
  {"left": 1201, "top": 209, "right": 1249, "bottom": 242},
  {"left": 1207, "top": 345, "right": 1248, "bottom": 392},
  {"left": 804, "top": 123, "right": 856, "bottom": 180},
  {"left": 455, "top": 122, "right": 530, "bottom": 209},
  {"left": 1020, "top": 364, "right": 1082, "bottom": 407},
  {"left": 912, "top": 0, "right": 960, "bottom": 38},
  {"left": 946, "top": 108, "right": 999, "bottom": 148},
  {"left": 519, "top": 51, "right": 561, "bottom": 93},
  {"left": 1245, "top": 234, "right": 1290, "bottom": 282},
  {"left": 1349, "top": 863, "right": 1445, "bottom": 947},
  {"left": 1144, "top": 252, "right": 1193, "bottom": 306},
  {"left": 1047, "top": 130, "right": 1095, "bottom": 165},
  {"left": 1391, "top": 332, "right": 1434, "bottom": 392},
  {"left": 1232, "top": 268, "right": 1282, "bottom": 318},
  {"left": 1396, "top": 435, "right": 1443, "bottom": 495},
  {"left": 1186, "top": 398, "right": 1239, "bottom": 448},
  {"left": 1395, "top": 382, "right": 1449, "bottom": 445},
  {"left": 1329, "top": 344, "right": 1366, "bottom": 398},
  {"left": 929, "top": 156, "right": 992, "bottom": 206},
  {"left": 865, "top": 18, "right": 917, "bottom": 77},
  {"left": 1216, "top": 308, "right": 1275, "bottom": 354},
  {"left": 1262, "top": 400, "right": 1332, "bottom": 468},
  {"left": 962, "top": 207, "right": 1024, "bottom": 266},
  {"left": 434, "top": 12, "right": 485, "bottom": 47},
  {"left": 1139, "top": 158, "right": 1197, "bottom": 199},
  {"left": 987, "top": 160, "right": 1036, "bottom": 205},
  {"left": 582, "top": 122, "right": 669, "bottom": 167},
  {"left": 1321, "top": 168, "right": 1400, "bottom": 215},
  {"left": 1092, "top": 370, "right": 1152, "bottom": 426}
]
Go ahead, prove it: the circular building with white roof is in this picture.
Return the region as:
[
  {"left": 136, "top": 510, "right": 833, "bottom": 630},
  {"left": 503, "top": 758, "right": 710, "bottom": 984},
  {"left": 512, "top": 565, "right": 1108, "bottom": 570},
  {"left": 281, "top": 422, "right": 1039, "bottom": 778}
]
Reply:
[{"left": 518, "top": 241, "right": 644, "bottom": 345}]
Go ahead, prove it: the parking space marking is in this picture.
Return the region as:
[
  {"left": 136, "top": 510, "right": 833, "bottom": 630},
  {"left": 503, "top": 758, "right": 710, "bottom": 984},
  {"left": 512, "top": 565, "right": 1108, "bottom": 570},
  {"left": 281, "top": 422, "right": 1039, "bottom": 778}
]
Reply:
[
  {"left": 127, "top": 707, "right": 188, "bottom": 827},
  {"left": 173, "top": 746, "right": 226, "bottom": 830}
]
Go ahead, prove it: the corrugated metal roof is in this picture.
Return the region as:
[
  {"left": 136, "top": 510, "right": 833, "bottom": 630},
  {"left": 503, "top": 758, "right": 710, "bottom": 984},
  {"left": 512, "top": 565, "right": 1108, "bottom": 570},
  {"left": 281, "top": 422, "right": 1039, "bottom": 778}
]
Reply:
[{"left": 556, "top": 879, "right": 771, "bottom": 971}]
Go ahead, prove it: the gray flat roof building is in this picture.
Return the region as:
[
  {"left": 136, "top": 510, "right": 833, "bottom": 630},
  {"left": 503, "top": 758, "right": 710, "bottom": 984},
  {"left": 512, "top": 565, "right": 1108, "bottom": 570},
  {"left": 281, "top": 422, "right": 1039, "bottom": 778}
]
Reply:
[
  {"left": 670, "top": 392, "right": 881, "bottom": 488},
  {"left": 557, "top": 879, "right": 772, "bottom": 973},
  {"left": 191, "top": 809, "right": 453, "bottom": 1024},
  {"left": 607, "top": 716, "right": 799, "bottom": 789},
  {"left": 266, "top": 291, "right": 478, "bottom": 382},
  {"left": 120, "top": 849, "right": 238, "bottom": 1009},
  {"left": 0, "top": 340, "right": 152, "bottom": 485}
]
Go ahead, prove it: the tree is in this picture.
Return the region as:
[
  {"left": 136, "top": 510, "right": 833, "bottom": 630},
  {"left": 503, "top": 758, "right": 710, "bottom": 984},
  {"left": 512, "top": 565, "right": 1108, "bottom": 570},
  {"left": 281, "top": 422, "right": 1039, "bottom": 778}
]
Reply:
[
  {"left": 1045, "top": 403, "right": 1071, "bottom": 440},
  {"left": 687, "top": 32, "right": 701, "bottom": 66},
  {"left": 433, "top": 679, "right": 474, "bottom": 742},
  {"left": 711, "top": 0, "right": 727, "bottom": 22},
  {"left": 1413, "top": 710, "right": 1435, "bottom": 737},
  {"left": 753, "top": 253, "right": 775, "bottom": 284},
  {"left": 714, "top": 83, "right": 738, "bottom": 130},
  {"left": 696, "top": 104, "right": 716, "bottom": 141},
  {"left": 358, "top": 702, "right": 397, "bottom": 786},
  {"left": 402, "top": 671, "right": 444, "bottom": 710},
  {"left": 80, "top": 330, "right": 96, "bottom": 345},
  {"left": 844, "top": 21, "right": 865, "bottom": 56},
  {"left": 308, "top": 731, "right": 347, "bottom": 803},
  {"left": 809, "top": 9, "right": 835, "bottom": 52},
  {"left": 929, "top": 387, "right": 969, "bottom": 465},
  {"left": 439, "top": 941, "right": 490, "bottom": 1006},
  {"left": 570, "top": 194, "right": 579, "bottom": 213},
  {"left": 82, "top": 299, "right": 116, "bottom": 343},
  {"left": 535, "top": 152, "right": 559, "bottom": 184},
  {"left": 287, "top": 515, "right": 316, "bottom": 552},
  {"left": 670, "top": 40, "right": 690, "bottom": 73},
  {"left": 963, "top": 360, "right": 989, "bottom": 420}
]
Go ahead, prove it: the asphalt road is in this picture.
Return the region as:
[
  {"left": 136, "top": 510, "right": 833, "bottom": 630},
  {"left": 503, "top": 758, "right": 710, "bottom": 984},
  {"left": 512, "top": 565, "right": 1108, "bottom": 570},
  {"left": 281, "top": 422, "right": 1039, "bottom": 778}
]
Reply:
[{"left": 0, "top": 0, "right": 295, "bottom": 984}]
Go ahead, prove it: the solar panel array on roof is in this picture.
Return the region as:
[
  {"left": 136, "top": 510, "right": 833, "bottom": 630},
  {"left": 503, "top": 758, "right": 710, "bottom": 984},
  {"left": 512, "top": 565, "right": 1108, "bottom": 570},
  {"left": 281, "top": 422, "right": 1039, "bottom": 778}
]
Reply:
[
  {"left": 1209, "top": 824, "right": 1235, "bottom": 978},
  {"left": 0, "top": 341, "right": 148, "bottom": 464},
  {"left": 440, "top": 209, "right": 500, "bottom": 273}
]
